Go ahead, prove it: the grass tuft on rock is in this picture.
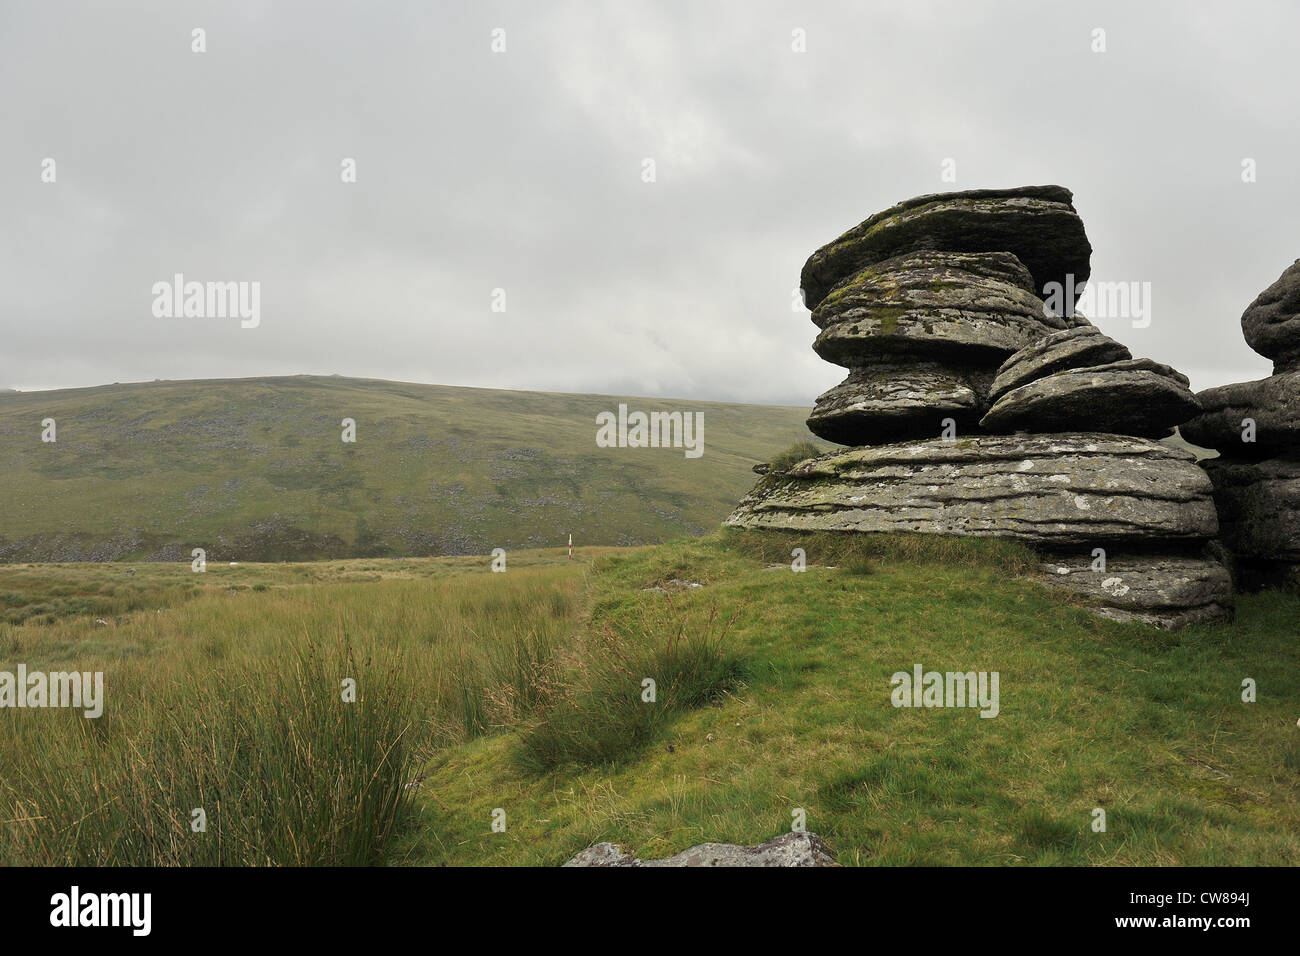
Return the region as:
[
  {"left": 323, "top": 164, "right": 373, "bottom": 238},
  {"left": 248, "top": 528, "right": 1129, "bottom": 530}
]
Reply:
[{"left": 768, "top": 441, "right": 827, "bottom": 472}]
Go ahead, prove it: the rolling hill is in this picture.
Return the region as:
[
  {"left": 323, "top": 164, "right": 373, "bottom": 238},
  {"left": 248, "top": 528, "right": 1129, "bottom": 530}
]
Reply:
[{"left": 0, "top": 376, "right": 815, "bottom": 562}]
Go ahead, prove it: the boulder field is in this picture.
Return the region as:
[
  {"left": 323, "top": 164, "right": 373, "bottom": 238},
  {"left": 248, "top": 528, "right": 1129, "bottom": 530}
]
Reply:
[{"left": 730, "top": 185, "right": 1236, "bottom": 627}]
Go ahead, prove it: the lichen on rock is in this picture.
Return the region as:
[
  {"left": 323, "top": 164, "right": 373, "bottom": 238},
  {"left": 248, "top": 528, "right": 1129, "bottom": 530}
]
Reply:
[{"left": 740, "top": 184, "right": 1243, "bottom": 625}]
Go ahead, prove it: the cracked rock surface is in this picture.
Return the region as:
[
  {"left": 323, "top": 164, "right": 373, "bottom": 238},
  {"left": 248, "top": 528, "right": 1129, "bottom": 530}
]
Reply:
[
  {"left": 1037, "top": 547, "right": 1233, "bottom": 628},
  {"left": 811, "top": 250, "right": 1066, "bottom": 366},
  {"left": 987, "top": 326, "right": 1131, "bottom": 404},
  {"left": 807, "top": 360, "right": 992, "bottom": 446},
  {"left": 980, "top": 358, "right": 1200, "bottom": 438},
  {"left": 727, "top": 434, "right": 1218, "bottom": 546},
  {"left": 799, "top": 185, "right": 1092, "bottom": 310}
]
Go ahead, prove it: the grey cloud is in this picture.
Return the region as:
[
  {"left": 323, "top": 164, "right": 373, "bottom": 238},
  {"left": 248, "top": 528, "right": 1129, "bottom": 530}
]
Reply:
[{"left": 1, "top": 0, "right": 1294, "bottom": 401}]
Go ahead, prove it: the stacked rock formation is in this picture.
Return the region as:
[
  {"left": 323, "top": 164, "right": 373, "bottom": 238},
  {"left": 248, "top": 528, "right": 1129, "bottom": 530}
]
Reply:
[
  {"left": 728, "top": 186, "right": 1233, "bottom": 627},
  {"left": 1182, "top": 260, "right": 1300, "bottom": 590},
  {"left": 801, "top": 187, "right": 1092, "bottom": 445}
]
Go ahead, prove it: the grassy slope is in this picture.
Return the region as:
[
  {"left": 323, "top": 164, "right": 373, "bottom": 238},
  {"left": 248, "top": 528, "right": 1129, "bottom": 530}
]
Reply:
[
  {"left": 400, "top": 535, "right": 1300, "bottom": 866},
  {"left": 0, "top": 376, "right": 813, "bottom": 561},
  {"left": 4, "top": 535, "right": 1295, "bottom": 866}
]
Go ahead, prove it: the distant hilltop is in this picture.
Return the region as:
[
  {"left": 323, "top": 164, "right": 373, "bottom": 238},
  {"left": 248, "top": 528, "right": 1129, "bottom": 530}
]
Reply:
[{"left": 0, "top": 375, "right": 814, "bottom": 563}]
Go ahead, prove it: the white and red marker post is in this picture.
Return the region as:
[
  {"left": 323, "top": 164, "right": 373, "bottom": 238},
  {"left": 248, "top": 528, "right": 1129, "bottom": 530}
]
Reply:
[{"left": 567, "top": 533, "right": 573, "bottom": 559}]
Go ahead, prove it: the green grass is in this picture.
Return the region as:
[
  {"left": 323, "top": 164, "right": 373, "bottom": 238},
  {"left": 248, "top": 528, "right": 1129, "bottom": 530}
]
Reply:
[
  {"left": 0, "top": 375, "right": 814, "bottom": 562},
  {"left": 0, "top": 548, "right": 606, "bottom": 864},
  {"left": 512, "top": 589, "right": 747, "bottom": 772},
  {"left": 768, "top": 440, "right": 827, "bottom": 472},
  {"left": 2, "top": 534, "right": 1297, "bottom": 866},
  {"left": 396, "top": 533, "right": 1300, "bottom": 866},
  {"left": 4, "top": 639, "right": 416, "bottom": 866}
]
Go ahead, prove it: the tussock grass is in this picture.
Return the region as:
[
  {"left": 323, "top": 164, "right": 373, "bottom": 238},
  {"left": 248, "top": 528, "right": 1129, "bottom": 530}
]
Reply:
[
  {"left": 0, "top": 565, "right": 201, "bottom": 625},
  {"left": 0, "top": 556, "right": 591, "bottom": 865},
  {"left": 768, "top": 440, "right": 826, "bottom": 472},
  {"left": 513, "top": 594, "right": 745, "bottom": 772},
  {"left": 3, "top": 640, "right": 414, "bottom": 866}
]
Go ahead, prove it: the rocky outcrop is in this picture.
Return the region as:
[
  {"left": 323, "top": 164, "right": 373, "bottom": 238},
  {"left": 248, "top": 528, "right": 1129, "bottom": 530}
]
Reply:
[
  {"left": 804, "top": 246, "right": 1073, "bottom": 446},
  {"left": 1241, "top": 258, "right": 1300, "bottom": 373},
  {"left": 1038, "top": 548, "right": 1234, "bottom": 628},
  {"left": 806, "top": 361, "right": 991, "bottom": 446},
  {"left": 987, "top": 326, "right": 1130, "bottom": 404},
  {"left": 564, "top": 831, "right": 836, "bottom": 867},
  {"left": 729, "top": 435, "right": 1217, "bottom": 545},
  {"left": 811, "top": 250, "right": 1067, "bottom": 365},
  {"left": 1180, "top": 371, "right": 1300, "bottom": 456},
  {"left": 1198, "top": 457, "right": 1300, "bottom": 589},
  {"left": 799, "top": 186, "right": 1092, "bottom": 310},
  {"left": 980, "top": 358, "right": 1200, "bottom": 438},
  {"left": 1181, "top": 260, "right": 1300, "bottom": 589},
  {"left": 736, "top": 185, "right": 1234, "bottom": 626}
]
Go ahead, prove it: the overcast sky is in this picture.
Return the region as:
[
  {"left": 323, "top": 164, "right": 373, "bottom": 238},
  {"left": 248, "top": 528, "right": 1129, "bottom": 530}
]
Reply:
[{"left": 2, "top": 0, "right": 1295, "bottom": 404}]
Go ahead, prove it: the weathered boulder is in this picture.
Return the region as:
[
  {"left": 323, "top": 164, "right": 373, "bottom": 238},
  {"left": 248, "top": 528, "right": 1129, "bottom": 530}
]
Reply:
[
  {"left": 1038, "top": 547, "right": 1233, "bottom": 627},
  {"left": 811, "top": 250, "right": 1066, "bottom": 367},
  {"left": 1202, "top": 456, "right": 1300, "bottom": 564},
  {"left": 1177, "top": 261, "right": 1300, "bottom": 590},
  {"left": 760, "top": 185, "right": 1238, "bottom": 621},
  {"left": 988, "top": 326, "right": 1131, "bottom": 404},
  {"left": 725, "top": 434, "right": 1219, "bottom": 546},
  {"left": 1180, "top": 371, "right": 1300, "bottom": 456},
  {"left": 1241, "top": 258, "right": 1300, "bottom": 372},
  {"left": 564, "top": 831, "right": 836, "bottom": 867},
  {"left": 980, "top": 358, "right": 1199, "bottom": 438},
  {"left": 806, "top": 361, "right": 993, "bottom": 446},
  {"left": 800, "top": 186, "right": 1092, "bottom": 310}
]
